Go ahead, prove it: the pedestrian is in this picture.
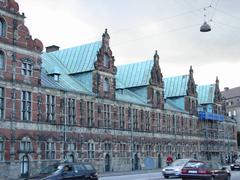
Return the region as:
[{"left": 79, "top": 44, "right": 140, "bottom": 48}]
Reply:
[{"left": 166, "top": 155, "right": 173, "bottom": 166}]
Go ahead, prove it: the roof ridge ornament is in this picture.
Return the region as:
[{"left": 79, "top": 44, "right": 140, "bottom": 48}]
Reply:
[
  {"left": 102, "top": 28, "right": 110, "bottom": 49},
  {"left": 153, "top": 50, "right": 159, "bottom": 64}
]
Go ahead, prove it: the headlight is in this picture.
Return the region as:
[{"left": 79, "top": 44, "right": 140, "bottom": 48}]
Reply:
[{"left": 162, "top": 169, "right": 166, "bottom": 172}]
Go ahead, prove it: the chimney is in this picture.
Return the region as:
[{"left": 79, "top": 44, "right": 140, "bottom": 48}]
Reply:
[
  {"left": 224, "top": 87, "right": 229, "bottom": 91},
  {"left": 46, "top": 45, "right": 60, "bottom": 53}
]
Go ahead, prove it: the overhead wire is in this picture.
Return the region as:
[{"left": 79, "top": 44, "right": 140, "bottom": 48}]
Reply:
[{"left": 112, "top": 23, "right": 201, "bottom": 47}]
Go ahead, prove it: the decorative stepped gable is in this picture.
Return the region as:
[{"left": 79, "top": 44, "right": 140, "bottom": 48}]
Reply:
[
  {"left": 0, "top": 0, "right": 43, "bottom": 86},
  {"left": 92, "top": 29, "right": 117, "bottom": 100},
  {"left": 116, "top": 51, "right": 164, "bottom": 109},
  {"left": 164, "top": 66, "right": 198, "bottom": 115},
  {"left": 214, "top": 77, "right": 222, "bottom": 104},
  {"left": 185, "top": 66, "right": 198, "bottom": 115}
]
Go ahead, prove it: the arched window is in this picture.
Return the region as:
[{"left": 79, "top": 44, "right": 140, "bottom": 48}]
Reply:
[
  {"left": 156, "top": 91, "right": 160, "bottom": 105},
  {"left": 20, "top": 137, "right": 32, "bottom": 152},
  {"left": 0, "top": 18, "right": 6, "bottom": 37},
  {"left": 0, "top": 51, "right": 4, "bottom": 69},
  {"left": 20, "top": 155, "right": 29, "bottom": 178},
  {"left": 103, "top": 78, "right": 110, "bottom": 93},
  {"left": 103, "top": 55, "right": 110, "bottom": 68}
]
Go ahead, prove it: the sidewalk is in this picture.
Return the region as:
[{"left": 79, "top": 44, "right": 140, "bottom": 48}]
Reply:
[{"left": 99, "top": 168, "right": 161, "bottom": 177}]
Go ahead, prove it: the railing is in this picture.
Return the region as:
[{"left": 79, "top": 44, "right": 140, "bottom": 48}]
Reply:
[{"left": 198, "top": 111, "right": 224, "bottom": 121}]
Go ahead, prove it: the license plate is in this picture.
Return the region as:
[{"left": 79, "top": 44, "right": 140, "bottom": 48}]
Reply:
[{"left": 188, "top": 170, "right": 197, "bottom": 174}]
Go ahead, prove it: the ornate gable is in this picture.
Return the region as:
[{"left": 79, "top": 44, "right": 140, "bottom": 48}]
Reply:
[
  {"left": 186, "top": 66, "right": 197, "bottom": 97},
  {"left": 92, "top": 29, "right": 116, "bottom": 100},
  {"left": 149, "top": 50, "right": 163, "bottom": 88},
  {"left": 214, "top": 77, "right": 222, "bottom": 104},
  {"left": 94, "top": 29, "right": 117, "bottom": 75}
]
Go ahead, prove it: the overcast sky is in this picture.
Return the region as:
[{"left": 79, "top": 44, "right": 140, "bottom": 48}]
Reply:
[{"left": 17, "top": 0, "right": 240, "bottom": 90}]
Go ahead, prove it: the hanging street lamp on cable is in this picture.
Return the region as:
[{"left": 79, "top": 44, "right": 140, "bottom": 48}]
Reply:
[{"left": 200, "top": 7, "right": 212, "bottom": 32}]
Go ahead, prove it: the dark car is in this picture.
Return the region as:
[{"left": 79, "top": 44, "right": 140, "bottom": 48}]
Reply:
[
  {"left": 181, "top": 160, "right": 230, "bottom": 180},
  {"left": 230, "top": 158, "right": 240, "bottom": 170},
  {"left": 28, "top": 162, "right": 98, "bottom": 180}
]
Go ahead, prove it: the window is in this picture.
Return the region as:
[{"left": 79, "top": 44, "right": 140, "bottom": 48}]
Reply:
[
  {"left": 103, "top": 78, "right": 110, "bottom": 93},
  {"left": 0, "top": 18, "right": 6, "bottom": 37},
  {"left": 87, "top": 143, "right": 95, "bottom": 158},
  {"left": 105, "top": 143, "right": 111, "bottom": 151},
  {"left": 87, "top": 101, "right": 94, "bottom": 127},
  {"left": 21, "top": 62, "right": 32, "bottom": 76},
  {"left": 68, "top": 98, "right": 76, "bottom": 124},
  {"left": 119, "top": 107, "right": 125, "bottom": 129},
  {"left": 79, "top": 99, "right": 84, "bottom": 126},
  {"left": 46, "top": 95, "right": 55, "bottom": 122},
  {"left": 20, "top": 137, "right": 32, "bottom": 152},
  {"left": 156, "top": 91, "right": 160, "bottom": 106},
  {"left": 68, "top": 143, "right": 76, "bottom": 151},
  {"left": 0, "top": 87, "right": 4, "bottom": 119},
  {"left": 119, "top": 144, "right": 127, "bottom": 157},
  {"left": 133, "top": 109, "right": 138, "bottom": 130},
  {"left": 157, "top": 113, "right": 161, "bottom": 132},
  {"left": 103, "top": 55, "right": 110, "bottom": 68},
  {"left": 145, "top": 111, "right": 150, "bottom": 131},
  {"left": 0, "top": 137, "right": 4, "bottom": 161},
  {"left": 228, "top": 111, "right": 232, "bottom": 117},
  {"left": 21, "top": 91, "right": 31, "bottom": 121},
  {"left": 233, "top": 110, "right": 236, "bottom": 116},
  {"left": 146, "top": 145, "right": 151, "bottom": 156},
  {"left": 46, "top": 141, "right": 55, "bottom": 159},
  {"left": 0, "top": 51, "right": 4, "bottom": 69},
  {"left": 103, "top": 104, "right": 111, "bottom": 128}
]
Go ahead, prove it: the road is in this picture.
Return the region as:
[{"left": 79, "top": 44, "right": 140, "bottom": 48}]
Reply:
[{"left": 100, "top": 170, "right": 240, "bottom": 180}]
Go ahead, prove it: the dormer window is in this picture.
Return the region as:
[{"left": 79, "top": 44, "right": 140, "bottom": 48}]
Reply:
[
  {"left": 103, "top": 55, "right": 110, "bottom": 68},
  {"left": 0, "top": 51, "right": 4, "bottom": 70},
  {"left": 0, "top": 18, "right": 6, "bottom": 37},
  {"left": 22, "top": 62, "right": 32, "bottom": 76},
  {"left": 103, "top": 78, "right": 110, "bottom": 93},
  {"left": 54, "top": 74, "right": 59, "bottom": 81}
]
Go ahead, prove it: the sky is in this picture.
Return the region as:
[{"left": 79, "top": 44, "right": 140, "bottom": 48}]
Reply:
[{"left": 16, "top": 0, "right": 240, "bottom": 90}]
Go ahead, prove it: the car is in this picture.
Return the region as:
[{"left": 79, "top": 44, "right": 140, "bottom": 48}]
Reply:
[
  {"left": 181, "top": 160, "right": 230, "bottom": 180},
  {"left": 161, "top": 159, "right": 195, "bottom": 178},
  {"left": 230, "top": 158, "right": 240, "bottom": 170},
  {"left": 28, "top": 162, "right": 98, "bottom": 180}
]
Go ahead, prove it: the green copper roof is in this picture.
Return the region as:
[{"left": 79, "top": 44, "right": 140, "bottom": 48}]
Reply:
[
  {"left": 41, "top": 53, "right": 93, "bottom": 94},
  {"left": 164, "top": 75, "right": 189, "bottom": 98},
  {"left": 47, "top": 41, "right": 101, "bottom": 74},
  {"left": 116, "top": 60, "right": 154, "bottom": 88},
  {"left": 197, "top": 84, "right": 215, "bottom": 104}
]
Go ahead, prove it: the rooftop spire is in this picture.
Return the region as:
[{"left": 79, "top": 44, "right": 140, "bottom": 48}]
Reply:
[
  {"left": 154, "top": 50, "right": 159, "bottom": 64},
  {"left": 189, "top": 65, "right": 193, "bottom": 74},
  {"left": 102, "top": 28, "right": 110, "bottom": 49}
]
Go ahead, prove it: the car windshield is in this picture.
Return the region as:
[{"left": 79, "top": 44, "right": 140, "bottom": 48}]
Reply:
[
  {"left": 184, "top": 161, "right": 205, "bottom": 168},
  {"left": 171, "top": 159, "right": 188, "bottom": 166},
  {"left": 84, "top": 164, "right": 95, "bottom": 171},
  {"left": 40, "top": 164, "right": 60, "bottom": 174}
]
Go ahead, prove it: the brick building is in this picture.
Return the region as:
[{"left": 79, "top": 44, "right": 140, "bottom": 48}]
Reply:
[
  {"left": 222, "top": 87, "right": 240, "bottom": 150},
  {"left": 0, "top": 0, "right": 238, "bottom": 178}
]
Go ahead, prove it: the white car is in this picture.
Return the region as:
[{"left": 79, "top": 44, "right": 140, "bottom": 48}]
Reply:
[{"left": 162, "top": 158, "right": 195, "bottom": 179}]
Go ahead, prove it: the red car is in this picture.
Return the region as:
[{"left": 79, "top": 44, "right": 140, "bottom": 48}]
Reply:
[{"left": 181, "top": 160, "right": 230, "bottom": 180}]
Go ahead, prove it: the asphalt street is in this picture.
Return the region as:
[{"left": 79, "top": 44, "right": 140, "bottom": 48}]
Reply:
[{"left": 100, "top": 170, "right": 240, "bottom": 180}]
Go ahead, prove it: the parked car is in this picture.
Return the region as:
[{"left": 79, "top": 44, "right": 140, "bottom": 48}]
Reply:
[
  {"left": 28, "top": 162, "right": 98, "bottom": 180},
  {"left": 161, "top": 159, "right": 195, "bottom": 178},
  {"left": 230, "top": 158, "right": 240, "bottom": 170},
  {"left": 181, "top": 160, "right": 230, "bottom": 180}
]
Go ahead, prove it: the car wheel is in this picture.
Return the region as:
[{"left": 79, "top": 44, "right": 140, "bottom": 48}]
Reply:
[
  {"left": 225, "top": 174, "right": 230, "bottom": 180},
  {"left": 210, "top": 176, "right": 215, "bottom": 180},
  {"left": 231, "top": 167, "right": 234, "bottom": 171},
  {"left": 164, "top": 175, "right": 169, "bottom": 179}
]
